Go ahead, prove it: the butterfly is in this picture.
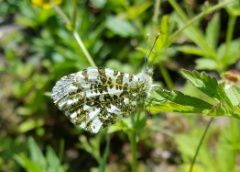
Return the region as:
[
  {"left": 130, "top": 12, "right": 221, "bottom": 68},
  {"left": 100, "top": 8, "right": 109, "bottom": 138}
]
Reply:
[{"left": 51, "top": 66, "right": 154, "bottom": 133}]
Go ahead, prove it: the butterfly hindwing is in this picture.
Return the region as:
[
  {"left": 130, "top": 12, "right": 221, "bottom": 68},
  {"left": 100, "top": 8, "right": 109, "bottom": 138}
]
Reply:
[{"left": 52, "top": 67, "right": 149, "bottom": 133}]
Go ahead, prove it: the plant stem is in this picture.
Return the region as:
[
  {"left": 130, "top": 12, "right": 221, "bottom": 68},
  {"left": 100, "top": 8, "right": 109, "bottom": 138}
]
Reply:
[
  {"left": 153, "top": 0, "right": 161, "bottom": 32},
  {"left": 128, "top": 131, "right": 137, "bottom": 172},
  {"left": 73, "top": 31, "right": 96, "bottom": 67},
  {"left": 128, "top": 112, "right": 141, "bottom": 172},
  {"left": 99, "top": 135, "right": 110, "bottom": 172},
  {"left": 189, "top": 117, "right": 213, "bottom": 172},
  {"left": 159, "top": 64, "right": 173, "bottom": 90},
  {"left": 52, "top": 2, "right": 96, "bottom": 67},
  {"left": 58, "top": 139, "right": 65, "bottom": 162},
  {"left": 52, "top": 2, "right": 71, "bottom": 24}
]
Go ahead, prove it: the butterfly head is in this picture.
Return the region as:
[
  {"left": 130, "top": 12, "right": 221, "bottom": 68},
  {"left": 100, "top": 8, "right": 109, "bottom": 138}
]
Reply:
[{"left": 137, "top": 67, "right": 153, "bottom": 97}]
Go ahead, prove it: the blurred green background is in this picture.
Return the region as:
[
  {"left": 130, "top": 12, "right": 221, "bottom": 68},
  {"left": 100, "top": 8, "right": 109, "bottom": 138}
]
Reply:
[{"left": 1, "top": 0, "right": 240, "bottom": 171}]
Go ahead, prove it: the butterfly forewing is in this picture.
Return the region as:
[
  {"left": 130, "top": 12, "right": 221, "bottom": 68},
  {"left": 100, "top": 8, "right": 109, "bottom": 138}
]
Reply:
[{"left": 52, "top": 67, "right": 149, "bottom": 133}]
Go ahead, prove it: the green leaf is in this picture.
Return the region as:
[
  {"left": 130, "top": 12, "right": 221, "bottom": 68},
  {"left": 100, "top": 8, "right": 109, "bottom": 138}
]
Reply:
[
  {"left": 206, "top": 101, "right": 232, "bottom": 117},
  {"left": 106, "top": 16, "right": 138, "bottom": 37},
  {"left": 200, "top": 84, "right": 240, "bottom": 118},
  {"left": 149, "top": 90, "right": 212, "bottom": 113},
  {"left": 195, "top": 58, "right": 218, "bottom": 70},
  {"left": 225, "top": 85, "right": 240, "bottom": 106},
  {"left": 222, "top": 0, "right": 240, "bottom": 16},
  {"left": 134, "top": 116, "right": 147, "bottom": 130},
  {"left": 18, "top": 119, "right": 44, "bottom": 133},
  {"left": 28, "top": 137, "right": 47, "bottom": 170},
  {"left": 178, "top": 46, "right": 207, "bottom": 56},
  {"left": 14, "top": 138, "right": 66, "bottom": 172},
  {"left": 216, "top": 120, "right": 240, "bottom": 171},
  {"left": 124, "top": 1, "right": 152, "bottom": 19},
  {"left": 193, "top": 84, "right": 240, "bottom": 118},
  {"left": 15, "top": 17, "right": 38, "bottom": 28},
  {"left": 90, "top": 0, "right": 107, "bottom": 8},
  {"left": 217, "top": 39, "right": 240, "bottom": 65},
  {"left": 46, "top": 146, "right": 65, "bottom": 172},
  {"left": 150, "top": 102, "right": 203, "bottom": 113},
  {"left": 172, "top": 13, "right": 215, "bottom": 58},
  {"left": 99, "top": 137, "right": 110, "bottom": 172},
  {"left": 232, "top": 106, "right": 240, "bottom": 118},
  {"left": 181, "top": 70, "right": 232, "bottom": 107},
  {"left": 108, "top": 119, "right": 133, "bottom": 133},
  {"left": 156, "top": 15, "right": 170, "bottom": 52},
  {"left": 14, "top": 155, "right": 43, "bottom": 172},
  {"left": 206, "top": 13, "right": 220, "bottom": 50},
  {"left": 175, "top": 128, "right": 216, "bottom": 171}
]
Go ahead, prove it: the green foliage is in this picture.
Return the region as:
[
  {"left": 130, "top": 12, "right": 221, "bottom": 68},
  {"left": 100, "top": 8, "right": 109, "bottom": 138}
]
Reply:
[
  {"left": 78, "top": 132, "right": 110, "bottom": 172},
  {"left": 0, "top": 136, "right": 26, "bottom": 171},
  {"left": 176, "top": 119, "right": 240, "bottom": 172},
  {"left": 173, "top": 0, "right": 240, "bottom": 72},
  {"left": 151, "top": 70, "right": 240, "bottom": 119},
  {"left": 106, "top": 16, "right": 138, "bottom": 37},
  {"left": 14, "top": 138, "right": 67, "bottom": 172},
  {"left": 150, "top": 90, "right": 212, "bottom": 113},
  {"left": 1, "top": 0, "right": 240, "bottom": 172}
]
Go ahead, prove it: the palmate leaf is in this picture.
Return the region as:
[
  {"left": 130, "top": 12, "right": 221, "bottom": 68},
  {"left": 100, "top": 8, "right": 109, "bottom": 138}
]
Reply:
[
  {"left": 181, "top": 70, "right": 240, "bottom": 118},
  {"left": 181, "top": 70, "right": 232, "bottom": 107},
  {"left": 150, "top": 70, "right": 240, "bottom": 119}
]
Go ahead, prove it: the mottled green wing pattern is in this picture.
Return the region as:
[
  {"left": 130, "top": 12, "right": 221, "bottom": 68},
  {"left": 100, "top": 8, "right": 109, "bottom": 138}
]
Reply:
[{"left": 52, "top": 67, "right": 153, "bottom": 133}]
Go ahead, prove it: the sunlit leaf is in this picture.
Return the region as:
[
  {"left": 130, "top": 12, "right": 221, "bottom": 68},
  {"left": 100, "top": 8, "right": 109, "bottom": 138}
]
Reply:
[
  {"left": 181, "top": 70, "right": 232, "bottom": 107},
  {"left": 206, "top": 13, "right": 220, "bottom": 50},
  {"left": 149, "top": 90, "right": 212, "bottom": 113},
  {"left": 106, "top": 16, "right": 137, "bottom": 37}
]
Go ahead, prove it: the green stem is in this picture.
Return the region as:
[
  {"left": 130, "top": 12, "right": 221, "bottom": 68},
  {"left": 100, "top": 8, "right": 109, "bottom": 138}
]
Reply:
[
  {"left": 58, "top": 139, "right": 65, "bottom": 162},
  {"left": 168, "top": 0, "right": 188, "bottom": 22},
  {"left": 152, "top": 0, "right": 161, "bottom": 32},
  {"left": 128, "top": 112, "right": 141, "bottom": 172},
  {"left": 99, "top": 135, "right": 110, "bottom": 172},
  {"left": 189, "top": 117, "right": 213, "bottom": 172},
  {"left": 128, "top": 131, "right": 137, "bottom": 172},
  {"left": 71, "top": 0, "right": 77, "bottom": 29},
  {"left": 52, "top": 2, "right": 96, "bottom": 67},
  {"left": 159, "top": 64, "right": 173, "bottom": 90},
  {"left": 73, "top": 31, "right": 96, "bottom": 67},
  {"left": 52, "top": 2, "right": 71, "bottom": 24}
]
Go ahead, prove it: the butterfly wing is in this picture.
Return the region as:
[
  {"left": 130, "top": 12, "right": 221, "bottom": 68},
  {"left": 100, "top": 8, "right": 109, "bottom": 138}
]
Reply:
[{"left": 52, "top": 67, "right": 145, "bottom": 133}]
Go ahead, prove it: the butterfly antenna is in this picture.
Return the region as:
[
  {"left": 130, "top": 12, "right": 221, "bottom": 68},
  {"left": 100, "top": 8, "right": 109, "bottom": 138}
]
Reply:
[
  {"left": 144, "top": 34, "right": 150, "bottom": 68},
  {"left": 144, "top": 33, "right": 160, "bottom": 69}
]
